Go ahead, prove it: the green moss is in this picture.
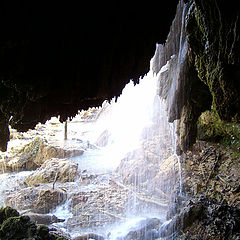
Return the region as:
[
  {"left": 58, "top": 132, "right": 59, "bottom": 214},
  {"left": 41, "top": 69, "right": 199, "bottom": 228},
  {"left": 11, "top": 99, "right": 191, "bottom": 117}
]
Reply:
[
  {"left": 0, "top": 206, "right": 19, "bottom": 224},
  {"left": 37, "top": 224, "right": 49, "bottom": 238},
  {"left": 198, "top": 110, "right": 240, "bottom": 150},
  {"left": 0, "top": 216, "right": 34, "bottom": 239},
  {"left": 0, "top": 206, "right": 66, "bottom": 240}
]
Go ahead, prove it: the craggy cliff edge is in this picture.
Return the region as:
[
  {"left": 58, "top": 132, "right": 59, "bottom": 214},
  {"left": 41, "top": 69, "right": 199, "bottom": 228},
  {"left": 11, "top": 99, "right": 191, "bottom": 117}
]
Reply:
[{"left": 153, "top": 0, "right": 240, "bottom": 153}]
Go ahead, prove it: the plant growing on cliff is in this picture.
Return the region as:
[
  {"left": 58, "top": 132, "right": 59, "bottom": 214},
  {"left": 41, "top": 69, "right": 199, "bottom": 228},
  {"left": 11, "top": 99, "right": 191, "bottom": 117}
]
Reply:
[{"left": 197, "top": 110, "right": 240, "bottom": 150}]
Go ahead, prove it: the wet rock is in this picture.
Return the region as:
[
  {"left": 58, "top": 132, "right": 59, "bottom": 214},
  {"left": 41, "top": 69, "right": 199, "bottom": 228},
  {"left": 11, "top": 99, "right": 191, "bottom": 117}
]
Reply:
[
  {"left": 165, "top": 195, "right": 240, "bottom": 240},
  {"left": 0, "top": 215, "right": 37, "bottom": 239},
  {"left": 0, "top": 206, "right": 19, "bottom": 224},
  {"left": 0, "top": 207, "right": 69, "bottom": 240},
  {"left": 4, "top": 186, "right": 67, "bottom": 214},
  {"left": 117, "top": 146, "right": 178, "bottom": 199},
  {"left": 96, "top": 129, "right": 110, "bottom": 147},
  {"left": 0, "top": 137, "right": 41, "bottom": 172},
  {"left": 49, "top": 226, "right": 72, "bottom": 240},
  {"left": 67, "top": 183, "right": 129, "bottom": 231},
  {"left": 24, "top": 158, "right": 78, "bottom": 186},
  {"left": 0, "top": 137, "right": 83, "bottom": 173},
  {"left": 34, "top": 139, "right": 84, "bottom": 166},
  {"left": 119, "top": 218, "right": 162, "bottom": 240},
  {"left": 25, "top": 212, "right": 65, "bottom": 225},
  {"left": 73, "top": 233, "right": 105, "bottom": 240}
]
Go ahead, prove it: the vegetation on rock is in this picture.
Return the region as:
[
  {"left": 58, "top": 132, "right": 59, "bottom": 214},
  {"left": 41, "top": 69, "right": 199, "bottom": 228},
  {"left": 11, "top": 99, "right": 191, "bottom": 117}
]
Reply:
[
  {"left": 197, "top": 110, "right": 240, "bottom": 151},
  {"left": 0, "top": 207, "right": 69, "bottom": 240}
]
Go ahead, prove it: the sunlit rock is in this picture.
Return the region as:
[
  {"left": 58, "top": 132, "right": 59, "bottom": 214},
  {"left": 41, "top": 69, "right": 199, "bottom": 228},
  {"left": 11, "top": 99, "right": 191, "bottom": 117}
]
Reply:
[
  {"left": 4, "top": 186, "right": 67, "bottom": 214},
  {"left": 24, "top": 158, "right": 78, "bottom": 186},
  {"left": 0, "top": 137, "right": 83, "bottom": 173},
  {"left": 34, "top": 139, "right": 84, "bottom": 167},
  {"left": 67, "top": 185, "right": 129, "bottom": 231}
]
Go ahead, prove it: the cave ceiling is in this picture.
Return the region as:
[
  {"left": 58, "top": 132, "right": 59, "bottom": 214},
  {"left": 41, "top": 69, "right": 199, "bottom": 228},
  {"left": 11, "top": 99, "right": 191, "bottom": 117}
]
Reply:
[{"left": 0, "top": 1, "right": 178, "bottom": 125}]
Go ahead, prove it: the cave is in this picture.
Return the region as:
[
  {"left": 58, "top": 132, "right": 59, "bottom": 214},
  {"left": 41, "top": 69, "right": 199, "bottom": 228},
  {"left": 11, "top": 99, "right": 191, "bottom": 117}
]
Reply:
[{"left": 0, "top": 0, "right": 240, "bottom": 239}]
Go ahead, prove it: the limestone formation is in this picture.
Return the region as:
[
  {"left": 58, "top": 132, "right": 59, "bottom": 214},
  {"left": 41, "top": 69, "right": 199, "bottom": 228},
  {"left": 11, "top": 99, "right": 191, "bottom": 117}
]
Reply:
[
  {"left": 4, "top": 186, "right": 67, "bottom": 214},
  {"left": 0, "top": 137, "right": 83, "bottom": 173},
  {"left": 34, "top": 140, "right": 83, "bottom": 167},
  {"left": 24, "top": 158, "right": 78, "bottom": 186}
]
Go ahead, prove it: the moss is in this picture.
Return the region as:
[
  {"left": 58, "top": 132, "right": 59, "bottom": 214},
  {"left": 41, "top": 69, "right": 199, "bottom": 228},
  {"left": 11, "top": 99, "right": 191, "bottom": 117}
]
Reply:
[
  {"left": 0, "top": 206, "right": 19, "bottom": 224},
  {"left": 197, "top": 110, "right": 240, "bottom": 150},
  {"left": 186, "top": 1, "right": 240, "bottom": 122},
  {"left": 0, "top": 216, "right": 35, "bottom": 239},
  {"left": 0, "top": 206, "right": 67, "bottom": 240},
  {"left": 37, "top": 224, "right": 49, "bottom": 238}
]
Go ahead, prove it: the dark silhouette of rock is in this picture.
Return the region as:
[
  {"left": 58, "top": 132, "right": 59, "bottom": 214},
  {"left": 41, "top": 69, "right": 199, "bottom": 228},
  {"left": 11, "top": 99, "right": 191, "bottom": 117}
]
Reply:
[{"left": 25, "top": 212, "right": 65, "bottom": 225}]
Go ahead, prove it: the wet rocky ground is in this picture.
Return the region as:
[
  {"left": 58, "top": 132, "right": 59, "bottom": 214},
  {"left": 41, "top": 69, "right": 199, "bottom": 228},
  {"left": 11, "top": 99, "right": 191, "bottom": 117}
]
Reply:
[
  {"left": 1, "top": 108, "right": 240, "bottom": 239},
  {"left": 0, "top": 113, "right": 175, "bottom": 239}
]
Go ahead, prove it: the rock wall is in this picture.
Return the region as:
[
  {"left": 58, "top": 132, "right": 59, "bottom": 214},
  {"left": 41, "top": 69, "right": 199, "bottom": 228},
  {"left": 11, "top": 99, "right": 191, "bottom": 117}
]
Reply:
[
  {"left": 152, "top": 1, "right": 212, "bottom": 152},
  {"left": 185, "top": 0, "right": 240, "bottom": 122},
  {"left": 152, "top": 0, "right": 239, "bottom": 152}
]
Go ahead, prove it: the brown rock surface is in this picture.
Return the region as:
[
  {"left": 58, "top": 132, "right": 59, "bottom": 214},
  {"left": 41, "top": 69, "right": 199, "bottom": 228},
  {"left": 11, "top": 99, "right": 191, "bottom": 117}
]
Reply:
[
  {"left": 24, "top": 158, "right": 78, "bottom": 186},
  {"left": 4, "top": 186, "right": 67, "bottom": 214}
]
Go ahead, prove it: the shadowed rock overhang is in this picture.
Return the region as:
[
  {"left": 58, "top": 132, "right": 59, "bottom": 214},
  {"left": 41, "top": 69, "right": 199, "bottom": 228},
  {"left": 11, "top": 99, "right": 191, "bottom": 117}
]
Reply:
[
  {"left": 0, "top": 1, "right": 179, "bottom": 151},
  {"left": 1, "top": 0, "right": 240, "bottom": 152}
]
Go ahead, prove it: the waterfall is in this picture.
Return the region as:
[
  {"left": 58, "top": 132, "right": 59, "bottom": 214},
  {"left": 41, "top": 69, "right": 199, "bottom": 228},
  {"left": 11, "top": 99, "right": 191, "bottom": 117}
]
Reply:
[{"left": 0, "top": 1, "right": 190, "bottom": 239}]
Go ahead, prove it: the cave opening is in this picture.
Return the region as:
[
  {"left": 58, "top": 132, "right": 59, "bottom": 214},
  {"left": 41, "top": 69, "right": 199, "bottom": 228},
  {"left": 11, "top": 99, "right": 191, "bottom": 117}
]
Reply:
[
  {"left": 0, "top": 42, "right": 182, "bottom": 239},
  {"left": 1, "top": 0, "right": 240, "bottom": 239}
]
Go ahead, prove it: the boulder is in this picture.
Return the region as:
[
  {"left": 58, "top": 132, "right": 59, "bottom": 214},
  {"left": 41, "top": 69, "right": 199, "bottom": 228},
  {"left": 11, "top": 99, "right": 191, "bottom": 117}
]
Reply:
[
  {"left": 73, "top": 233, "right": 105, "bottom": 240},
  {"left": 25, "top": 212, "right": 65, "bottom": 225},
  {"left": 0, "top": 137, "right": 41, "bottom": 173},
  {"left": 0, "top": 206, "right": 19, "bottom": 224},
  {"left": 0, "top": 208, "right": 69, "bottom": 240},
  {"left": 0, "top": 137, "right": 83, "bottom": 173},
  {"left": 24, "top": 158, "right": 78, "bottom": 186},
  {"left": 4, "top": 186, "right": 67, "bottom": 214},
  {"left": 34, "top": 140, "right": 84, "bottom": 166},
  {"left": 118, "top": 218, "right": 162, "bottom": 240}
]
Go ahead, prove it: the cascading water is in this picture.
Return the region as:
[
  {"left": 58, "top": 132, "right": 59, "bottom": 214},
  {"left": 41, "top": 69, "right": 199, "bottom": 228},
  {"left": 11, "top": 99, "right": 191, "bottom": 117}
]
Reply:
[
  {"left": 0, "top": 1, "right": 189, "bottom": 239},
  {"left": 47, "top": 42, "right": 184, "bottom": 238}
]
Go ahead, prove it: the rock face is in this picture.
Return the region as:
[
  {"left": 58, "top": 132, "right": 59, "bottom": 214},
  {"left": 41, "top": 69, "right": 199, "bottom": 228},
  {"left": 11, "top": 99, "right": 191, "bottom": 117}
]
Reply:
[
  {"left": 0, "top": 112, "right": 9, "bottom": 152},
  {"left": 162, "top": 195, "right": 240, "bottom": 240},
  {"left": 0, "top": 137, "right": 83, "bottom": 173},
  {"left": 185, "top": 0, "right": 240, "bottom": 122},
  {"left": 24, "top": 158, "right": 78, "bottom": 186},
  {"left": 119, "top": 218, "right": 162, "bottom": 240},
  {"left": 4, "top": 187, "right": 67, "bottom": 214},
  {"left": 151, "top": 0, "right": 240, "bottom": 152},
  {"left": 34, "top": 140, "right": 84, "bottom": 167},
  {"left": 152, "top": 1, "right": 212, "bottom": 152}
]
